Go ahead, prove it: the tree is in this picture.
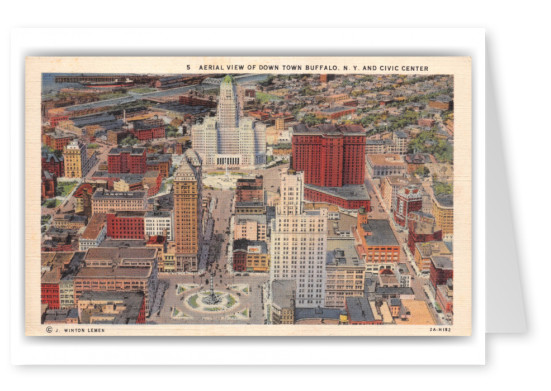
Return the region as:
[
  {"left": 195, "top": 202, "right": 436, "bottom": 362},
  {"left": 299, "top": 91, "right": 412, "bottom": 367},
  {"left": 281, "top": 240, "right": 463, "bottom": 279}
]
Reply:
[
  {"left": 299, "top": 86, "right": 317, "bottom": 96},
  {"left": 302, "top": 114, "right": 324, "bottom": 127},
  {"left": 433, "top": 181, "right": 453, "bottom": 196},
  {"left": 414, "top": 166, "right": 430, "bottom": 178},
  {"left": 121, "top": 136, "right": 138, "bottom": 146}
]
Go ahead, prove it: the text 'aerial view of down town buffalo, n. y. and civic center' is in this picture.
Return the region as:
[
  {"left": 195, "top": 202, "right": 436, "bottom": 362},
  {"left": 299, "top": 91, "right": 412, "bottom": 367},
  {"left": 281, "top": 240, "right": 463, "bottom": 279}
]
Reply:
[{"left": 39, "top": 72, "right": 455, "bottom": 327}]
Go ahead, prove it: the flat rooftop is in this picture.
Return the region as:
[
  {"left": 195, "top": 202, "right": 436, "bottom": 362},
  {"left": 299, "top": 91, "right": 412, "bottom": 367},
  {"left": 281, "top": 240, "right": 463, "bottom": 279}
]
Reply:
[
  {"left": 108, "top": 146, "right": 145, "bottom": 156},
  {"left": 361, "top": 219, "right": 399, "bottom": 247},
  {"left": 109, "top": 211, "right": 146, "bottom": 218},
  {"left": 292, "top": 123, "right": 364, "bottom": 135},
  {"left": 434, "top": 193, "right": 453, "bottom": 208},
  {"left": 295, "top": 307, "right": 343, "bottom": 321},
  {"left": 395, "top": 300, "right": 435, "bottom": 325},
  {"left": 92, "top": 189, "right": 146, "bottom": 200},
  {"left": 145, "top": 210, "right": 171, "bottom": 218},
  {"left": 271, "top": 280, "right": 296, "bottom": 309},
  {"left": 76, "top": 266, "right": 151, "bottom": 279},
  {"left": 346, "top": 296, "right": 376, "bottom": 323},
  {"left": 80, "top": 213, "right": 106, "bottom": 240},
  {"left": 86, "top": 246, "right": 156, "bottom": 261},
  {"left": 326, "top": 239, "right": 362, "bottom": 268},
  {"left": 78, "top": 291, "right": 145, "bottom": 324},
  {"left": 305, "top": 183, "right": 370, "bottom": 201},
  {"left": 431, "top": 255, "right": 453, "bottom": 270},
  {"left": 235, "top": 214, "right": 267, "bottom": 225},
  {"left": 367, "top": 154, "right": 405, "bottom": 167}
]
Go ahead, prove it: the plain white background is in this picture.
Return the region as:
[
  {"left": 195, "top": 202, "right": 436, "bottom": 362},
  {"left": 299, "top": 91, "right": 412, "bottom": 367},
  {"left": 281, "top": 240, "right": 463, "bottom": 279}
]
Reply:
[{"left": 1, "top": 0, "right": 547, "bottom": 387}]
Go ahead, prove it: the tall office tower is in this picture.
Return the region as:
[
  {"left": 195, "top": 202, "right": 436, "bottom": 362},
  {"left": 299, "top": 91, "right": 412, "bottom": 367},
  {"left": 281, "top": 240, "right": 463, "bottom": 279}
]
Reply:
[
  {"left": 63, "top": 140, "right": 89, "bottom": 178},
  {"left": 173, "top": 149, "right": 203, "bottom": 272},
  {"left": 217, "top": 75, "right": 240, "bottom": 155},
  {"left": 292, "top": 124, "right": 366, "bottom": 187},
  {"left": 192, "top": 75, "right": 266, "bottom": 167},
  {"left": 278, "top": 170, "right": 304, "bottom": 216},
  {"left": 291, "top": 123, "right": 369, "bottom": 210},
  {"left": 270, "top": 171, "right": 328, "bottom": 308}
]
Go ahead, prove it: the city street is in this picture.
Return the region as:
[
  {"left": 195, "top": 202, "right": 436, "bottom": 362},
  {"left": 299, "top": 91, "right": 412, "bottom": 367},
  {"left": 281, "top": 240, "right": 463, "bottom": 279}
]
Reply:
[
  {"left": 149, "top": 188, "right": 269, "bottom": 325},
  {"left": 365, "top": 169, "right": 441, "bottom": 324}
]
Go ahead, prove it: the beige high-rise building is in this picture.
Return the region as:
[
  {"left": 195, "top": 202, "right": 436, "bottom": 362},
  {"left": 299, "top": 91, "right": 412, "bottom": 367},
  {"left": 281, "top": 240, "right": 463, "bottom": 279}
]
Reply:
[
  {"left": 432, "top": 193, "right": 453, "bottom": 240},
  {"left": 270, "top": 171, "right": 328, "bottom": 308},
  {"left": 217, "top": 75, "right": 240, "bottom": 152},
  {"left": 275, "top": 117, "right": 285, "bottom": 131},
  {"left": 63, "top": 140, "right": 92, "bottom": 178},
  {"left": 173, "top": 149, "right": 202, "bottom": 272},
  {"left": 325, "top": 239, "right": 365, "bottom": 308}
]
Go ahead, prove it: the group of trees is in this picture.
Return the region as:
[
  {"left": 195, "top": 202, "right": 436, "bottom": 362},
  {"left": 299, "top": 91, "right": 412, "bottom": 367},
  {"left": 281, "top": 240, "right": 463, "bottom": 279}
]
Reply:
[
  {"left": 165, "top": 124, "right": 179, "bottom": 138},
  {"left": 414, "top": 166, "right": 431, "bottom": 177},
  {"left": 433, "top": 181, "right": 453, "bottom": 196},
  {"left": 121, "top": 135, "right": 139, "bottom": 146},
  {"left": 299, "top": 86, "right": 318, "bottom": 96},
  {"left": 301, "top": 113, "right": 326, "bottom": 127},
  {"left": 259, "top": 75, "right": 275, "bottom": 87},
  {"left": 408, "top": 128, "right": 453, "bottom": 164},
  {"left": 291, "top": 102, "right": 307, "bottom": 117},
  {"left": 354, "top": 109, "right": 419, "bottom": 134}
]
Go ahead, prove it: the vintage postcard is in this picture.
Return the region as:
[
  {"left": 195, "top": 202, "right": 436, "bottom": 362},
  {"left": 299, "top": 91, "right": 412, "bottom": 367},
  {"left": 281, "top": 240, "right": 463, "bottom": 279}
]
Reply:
[{"left": 25, "top": 57, "right": 471, "bottom": 336}]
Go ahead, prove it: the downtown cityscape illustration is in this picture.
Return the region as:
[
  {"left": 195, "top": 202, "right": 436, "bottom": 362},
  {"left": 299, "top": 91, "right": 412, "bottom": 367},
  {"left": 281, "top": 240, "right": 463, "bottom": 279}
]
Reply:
[{"left": 40, "top": 72, "right": 454, "bottom": 326}]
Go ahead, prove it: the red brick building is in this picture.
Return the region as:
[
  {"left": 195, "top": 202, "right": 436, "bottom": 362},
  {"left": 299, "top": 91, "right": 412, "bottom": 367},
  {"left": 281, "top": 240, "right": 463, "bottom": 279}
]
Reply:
[
  {"left": 236, "top": 176, "right": 263, "bottom": 203},
  {"left": 146, "top": 154, "right": 172, "bottom": 179},
  {"left": 292, "top": 124, "right": 366, "bottom": 187},
  {"left": 407, "top": 212, "right": 443, "bottom": 254},
  {"left": 248, "top": 111, "right": 270, "bottom": 121},
  {"left": 353, "top": 209, "right": 401, "bottom": 269},
  {"left": 232, "top": 248, "right": 247, "bottom": 272},
  {"left": 303, "top": 185, "right": 370, "bottom": 210},
  {"left": 394, "top": 185, "right": 423, "bottom": 227},
  {"left": 41, "top": 170, "right": 56, "bottom": 199},
  {"left": 43, "top": 132, "right": 74, "bottom": 151},
  {"left": 292, "top": 124, "right": 368, "bottom": 209},
  {"left": 143, "top": 170, "right": 162, "bottom": 197},
  {"left": 131, "top": 119, "right": 166, "bottom": 141},
  {"left": 41, "top": 252, "right": 84, "bottom": 311},
  {"left": 436, "top": 280, "right": 453, "bottom": 315},
  {"left": 106, "top": 211, "right": 146, "bottom": 240},
  {"left": 42, "top": 153, "right": 64, "bottom": 177},
  {"left": 41, "top": 282, "right": 60, "bottom": 310},
  {"left": 429, "top": 255, "right": 453, "bottom": 290},
  {"left": 315, "top": 106, "right": 356, "bottom": 120},
  {"left": 179, "top": 95, "right": 216, "bottom": 108},
  {"left": 108, "top": 147, "right": 147, "bottom": 174},
  {"left": 50, "top": 115, "right": 69, "bottom": 127}
]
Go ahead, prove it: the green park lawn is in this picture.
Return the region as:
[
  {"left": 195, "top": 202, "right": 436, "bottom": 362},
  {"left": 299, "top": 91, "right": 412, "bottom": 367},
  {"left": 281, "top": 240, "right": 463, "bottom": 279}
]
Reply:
[{"left": 56, "top": 181, "right": 78, "bottom": 197}]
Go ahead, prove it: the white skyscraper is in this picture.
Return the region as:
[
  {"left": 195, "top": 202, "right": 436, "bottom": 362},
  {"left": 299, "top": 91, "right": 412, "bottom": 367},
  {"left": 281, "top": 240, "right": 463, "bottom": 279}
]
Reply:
[
  {"left": 192, "top": 75, "right": 266, "bottom": 167},
  {"left": 270, "top": 171, "right": 328, "bottom": 308},
  {"left": 217, "top": 75, "right": 239, "bottom": 140}
]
